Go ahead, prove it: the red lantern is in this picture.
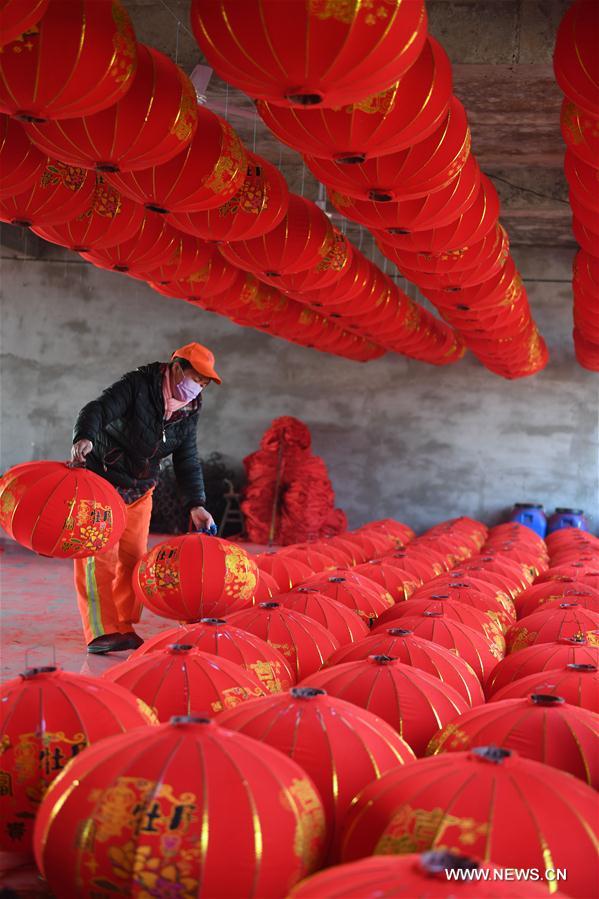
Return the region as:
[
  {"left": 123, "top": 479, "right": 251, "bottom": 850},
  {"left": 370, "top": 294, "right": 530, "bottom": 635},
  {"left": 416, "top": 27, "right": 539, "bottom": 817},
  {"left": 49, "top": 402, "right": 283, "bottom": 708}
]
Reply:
[
  {"left": 408, "top": 577, "right": 516, "bottom": 629},
  {"left": 383, "top": 551, "right": 434, "bottom": 582},
  {"left": 0, "top": 114, "right": 45, "bottom": 199},
  {"left": 297, "top": 570, "right": 394, "bottom": 625},
  {"left": 565, "top": 147, "right": 599, "bottom": 212},
  {"left": 561, "top": 98, "right": 599, "bottom": 168},
  {"left": 399, "top": 227, "right": 510, "bottom": 292},
  {"left": 0, "top": 0, "right": 48, "bottom": 47},
  {"left": 106, "top": 107, "right": 247, "bottom": 214},
  {"left": 256, "top": 36, "right": 451, "bottom": 161},
  {"left": 190, "top": 0, "right": 427, "bottom": 108},
  {"left": 491, "top": 663, "right": 599, "bottom": 712},
  {"left": 252, "top": 567, "right": 280, "bottom": 602},
  {"left": 537, "top": 561, "right": 599, "bottom": 584},
  {"left": 24, "top": 44, "right": 197, "bottom": 173},
  {"left": 279, "top": 588, "right": 370, "bottom": 645},
  {"left": 0, "top": 158, "right": 94, "bottom": 227},
  {"left": 133, "top": 534, "right": 258, "bottom": 621},
  {"left": 33, "top": 716, "right": 327, "bottom": 897},
  {"left": 505, "top": 604, "right": 599, "bottom": 653},
  {"left": 372, "top": 613, "right": 502, "bottom": 684},
  {"left": 220, "top": 194, "right": 335, "bottom": 277},
  {"left": 151, "top": 252, "right": 244, "bottom": 301},
  {"left": 228, "top": 601, "right": 340, "bottom": 680},
  {"left": 0, "top": 0, "right": 137, "bottom": 122},
  {"left": 276, "top": 229, "right": 353, "bottom": 294},
  {"left": 288, "top": 852, "right": 554, "bottom": 898},
  {"left": 0, "top": 666, "right": 156, "bottom": 854},
  {"left": 168, "top": 152, "right": 289, "bottom": 242},
  {"left": 486, "top": 636, "right": 599, "bottom": 697},
  {"left": 341, "top": 530, "right": 396, "bottom": 559},
  {"left": 279, "top": 544, "right": 338, "bottom": 572},
  {"left": 554, "top": 0, "right": 599, "bottom": 118},
  {"left": 300, "top": 655, "right": 468, "bottom": 757},
  {"left": 129, "top": 618, "right": 295, "bottom": 692},
  {"left": 310, "top": 539, "right": 357, "bottom": 568},
  {"left": 104, "top": 644, "right": 267, "bottom": 720},
  {"left": 516, "top": 586, "right": 599, "bottom": 619},
  {"left": 353, "top": 561, "right": 420, "bottom": 600},
  {"left": 255, "top": 551, "right": 314, "bottom": 591},
  {"left": 339, "top": 746, "right": 598, "bottom": 899},
  {"left": 325, "top": 627, "right": 484, "bottom": 707},
  {"left": 305, "top": 98, "right": 470, "bottom": 203},
  {"left": 465, "top": 553, "right": 533, "bottom": 594},
  {"left": 0, "top": 460, "right": 126, "bottom": 558},
  {"left": 220, "top": 687, "right": 415, "bottom": 855},
  {"left": 130, "top": 232, "right": 216, "bottom": 285},
  {"left": 378, "top": 600, "right": 506, "bottom": 653},
  {"left": 428, "top": 694, "right": 599, "bottom": 786},
  {"left": 31, "top": 177, "right": 144, "bottom": 251},
  {"left": 80, "top": 214, "right": 182, "bottom": 276}
]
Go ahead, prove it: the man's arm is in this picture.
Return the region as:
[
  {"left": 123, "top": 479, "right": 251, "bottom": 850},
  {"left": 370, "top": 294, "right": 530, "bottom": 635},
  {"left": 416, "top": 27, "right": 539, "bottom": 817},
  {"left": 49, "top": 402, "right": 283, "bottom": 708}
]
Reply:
[
  {"left": 71, "top": 372, "right": 136, "bottom": 460},
  {"left": 172, "top": 423, "right": 215, "bottom": 530}
]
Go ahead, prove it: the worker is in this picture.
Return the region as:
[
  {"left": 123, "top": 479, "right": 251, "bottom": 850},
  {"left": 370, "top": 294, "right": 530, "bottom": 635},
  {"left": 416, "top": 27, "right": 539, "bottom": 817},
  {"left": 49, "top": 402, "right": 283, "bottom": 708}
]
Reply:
[{"left": 70, "top": 342, "right": 220, "bottom": 654}]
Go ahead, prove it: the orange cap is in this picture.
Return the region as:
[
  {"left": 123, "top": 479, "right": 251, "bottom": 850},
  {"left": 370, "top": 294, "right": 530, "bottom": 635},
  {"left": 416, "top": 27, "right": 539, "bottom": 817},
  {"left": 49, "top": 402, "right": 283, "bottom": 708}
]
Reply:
[{"left": 171, "top": 342, "right": 222, "bottom": 384}]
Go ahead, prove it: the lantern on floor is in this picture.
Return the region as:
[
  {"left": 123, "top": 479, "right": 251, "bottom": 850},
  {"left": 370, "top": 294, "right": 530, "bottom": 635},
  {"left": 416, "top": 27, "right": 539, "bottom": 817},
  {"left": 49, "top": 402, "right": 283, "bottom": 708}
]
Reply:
[
  {"left": 280, "top": 545, "right": 338, "bottom": 572},
  {"left": 24, "top": 44, "right": 197, "bottom": 172},
  {"left": 220, "top": 194, "right": 335, "bottom": 277},
  {"left": 254, "top": 552, "right": 314, "bottom": 592},
  {"left": 33, "top": 717, "right": 326, "bottom": 897},
  {"left": 353, "top": 561, "right": 420, "bottom": 601},
  {"left": 106, "top": 107, "right": 247, "bottom": 214},
  {"left": 300, "top": 655, "right": 468, "bottom": 757},
  {"left": 554, "top": 0, "right": 599, "bottom": 118},
  {"left": 0, "top": 666, "right": 157, "bottom": 854},
  {"left": 0, "top": 460, "right": 126, "bottom": 558},
  {"left": 505, "top": 605, "right": 599, "bottom": 653},
  {"left": 427, "top": 694, "right": 599, "bottom": 786},
  {"left": 279, "top": 589, "right": 370, "bottom": 645},
  {"left": 485, "top": 636, "right": 599, "bottom": 697},
  {"left": 129, "top": 618, "right": 295, "bottom": 693},
  {"left": 168, "top": 153, "right": 289, "bottom": 242},
  {"left": 0, "top": 115, "right": 45, "bottom": 199},
  {"left": 409, "top": 576, "right": 516, "bottom": 628},
  {"left": 32, "top": 177, "right": 144, "bottom": 252},
  {"left": 190, "top": 0, "right": 426, "bottom": 108},
  {"left": 256, "top": 36, "right": 451, "bottom": 161},
  {"left": 325, "top": 627, "right": 484, "bottom": 707},
  {"left": 220, "top": 687, "right": 415, "bottom": 855},
  {"left": 298, "top": 570, "right": 394, "bottom": 625},
  {"left": 104, "top": 645, "right": 267, "bottom": 720},
  {"left": 80, "top": 215, "right": 182, "bottom": 276},
  {"left": 133, "top": 534, "right": 257, "bottom": 621},
  {"left": 0, "top": 0, "right": 137, "bottom": 122},
  {"left": 491, "top": 662, "right": 599, "bottom": 711},
  {"left": 339, "top": 746, "right": 598, "bottom": 899},
  {"left": 0, "top": 0, "right": 48, "bottom": 47},
  {"left": 227, "top": 602, "right": 340, "bottom": 681},
  {"left": 0, "top": 159, "right": 94, "bottom": 227},
  {"left": 253, "top": 567, "right": 280, "bottom": 602},
  {"left": 378, "top": 599, "right": 506, "bottom": 653}
]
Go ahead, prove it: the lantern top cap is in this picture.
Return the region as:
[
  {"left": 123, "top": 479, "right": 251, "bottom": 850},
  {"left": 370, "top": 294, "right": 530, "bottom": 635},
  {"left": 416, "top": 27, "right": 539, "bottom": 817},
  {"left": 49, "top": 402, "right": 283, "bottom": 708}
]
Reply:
[
  {"left": 420, "top": 850, "right": 479, "bottom": 876},
  {"left": 567, "top": 663, "right": 597, "bottom": 672},
  {"left": 21, "top": 666, "right": 58, "bottom": 679},
  {"left": 471, "top": 745, "right": 512, "bottom": 764},
  {"left": 170, "top": 715, "right": 212, "bottom": 726},
  {"left": 291, "top": 687, "right": 327, "bottom": 700},
  {"left": 387, "top": 628, "right": 413, "bottom": 636},
  {"left": 200, "top": 618, "right": 227, "bottom": 625},
  {"left": 259, "top": 602, "right": 280, "bottom": 609},
  {"left": 167, "top": 644, "right": 194, "bottom": 653},
  {"left": 529, "top": 693, "right": 566, "bottom": 706},
  {"left": 370, "top": 654, "right": 396, "bottom": 665}
]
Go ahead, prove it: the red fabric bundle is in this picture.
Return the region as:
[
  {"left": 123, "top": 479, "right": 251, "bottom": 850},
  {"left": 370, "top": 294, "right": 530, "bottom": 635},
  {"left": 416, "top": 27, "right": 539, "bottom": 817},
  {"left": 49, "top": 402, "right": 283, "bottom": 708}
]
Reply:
[{"left": 242, "top": 416, "right": 346, "bottom": 545}]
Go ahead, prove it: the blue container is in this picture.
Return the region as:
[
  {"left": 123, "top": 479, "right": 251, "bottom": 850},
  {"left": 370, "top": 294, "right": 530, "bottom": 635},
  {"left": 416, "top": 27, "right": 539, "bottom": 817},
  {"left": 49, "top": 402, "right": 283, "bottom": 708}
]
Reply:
[
  {"left": 508, "top": 503, "right": 547, "bottom": 538},
  {"left": 547, "top": 508, "right": 589, "bottom": 534}
]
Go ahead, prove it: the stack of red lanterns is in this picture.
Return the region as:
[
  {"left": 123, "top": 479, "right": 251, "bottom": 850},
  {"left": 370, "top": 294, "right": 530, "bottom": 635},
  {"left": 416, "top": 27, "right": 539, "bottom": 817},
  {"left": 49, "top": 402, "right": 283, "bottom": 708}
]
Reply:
[{"left": 554, "top": 0, "right": 599, "bottom": 371}]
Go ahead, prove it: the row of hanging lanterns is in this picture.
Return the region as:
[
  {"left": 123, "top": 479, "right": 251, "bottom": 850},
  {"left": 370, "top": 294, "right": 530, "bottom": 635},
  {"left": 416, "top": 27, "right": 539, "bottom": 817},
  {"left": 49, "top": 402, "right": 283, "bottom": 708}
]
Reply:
[{"left": 554, "top": 0, "right": 599, "bottom": 371}]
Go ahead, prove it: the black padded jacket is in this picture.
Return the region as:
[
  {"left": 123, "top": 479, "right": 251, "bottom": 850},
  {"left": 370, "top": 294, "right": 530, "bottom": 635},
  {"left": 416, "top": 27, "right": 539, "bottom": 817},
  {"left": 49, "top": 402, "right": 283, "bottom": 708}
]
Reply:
[{"left": 73, "top": 362, "right": 205, "bottom": 509}]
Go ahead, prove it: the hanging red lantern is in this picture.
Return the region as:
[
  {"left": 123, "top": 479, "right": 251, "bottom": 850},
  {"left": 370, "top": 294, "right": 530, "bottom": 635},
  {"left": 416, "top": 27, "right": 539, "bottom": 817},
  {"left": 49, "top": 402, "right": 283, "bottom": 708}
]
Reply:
[
  {"left": 106, "top": 107, "right": 247, "bottom": 214},
  {"left": 190, "top": 0, "right": 427, "bottom": 108},
  {"left": 33, "top": 716, "right": 326, "bottom": 897},
  {"left": 574, "top": 327, "right": 599, "bottom": 370},
  {"left": 256, "top": 36, "right": 451, "bottom": 161},
  {"left": 220, "top": 687, "right": 415, "bottom": 856},
  {"left": 168, "top": 152, "right": 289, "bottom": 243},
  {"left": 255, "top": 551, "right": 314, "bottom": 591},
  {"left": 228, "top": 601, "right": 340, "bottom": 680},
  {"left": 305, "top": 249, "right": 374, "bottom": 308},
  {"left": 378, "top": 600, "right": 506, "bottom": 653},
  {"left": 390, "top": 223, "right": 509, "bottom": 281},
  {"left": 0, "top": 158, "right": 94, "bottom": 227},
  {"left": 300, "top": 655, "right": 468, "bottom": 757},
  {"left": 80, "top": 214, "right": 182, "bottom": 276},
  {"left": 554, "top": 0, "right": 599, "bottom": 118},
  {"left": 24, "top": 44, "right": 197, "bottom": 173},
  {"left": 353, "top": 561, "right": 420, "bottom": 601},
  {"left": 561, "top": 98, "right": 599, "bottom": 168},
  {"left": 151, "top": 253, "right": 244, "bottom": 301},
  {"left": 279, "top": 588, "right": 370, "bottom": 645},
  {"left": 339, "top": 745, "right": 598, "bottom": 899},
  {"left": 0, "top": 460, "right": 126, "bottom": 558},
  {"left": 0, "top": 0, "right": 137, "bottom": 123},
  {"left": 128, "top": 618, "right": 295, "bottom": 693},
  {"left": 505, "top": 605, "right": 599, "bottom": 653},
  {"left": 0, "top": 114, "right": 45, "bottom": 199},
  {"left": 275, "top": 230, "right": 353, "bottom": 295},
  {"left": 325, "top": 627, "right": 484, "bottom": 707},
  {"left": 0, "top": 0, "right": 48, "bottom": 47},
  {"left": 491, "top": 663, "right": 599, "bottom": 712},
  {"left": 486, "top": 636, "right": 599, "bottom": 697},
  {"left": 305, "top": 98, "right": 470, "bottom": 203},
  {"left": 565, "top": 148, "right": 599, "bottom": 213},
  {"left": 220, "top": 194, "right": 335, "bottom": 277},
  {"left": 288, "top": 852, "right": 554, "bottom": 898},
  {"left": 427, "top": 694, "right": 599, "bottom": 786},
  {"left": 133, "top": 534, "right": 257, "bottom": 621},
  {"left": 297, "top": 570, "right": 394, "bottom": 625},
  {"left": 0, "top": 666, "right": 157, "bottom": 854},
  {"left": 104, "top": 644, "right": 267, "bottom": 720},
  {"left": 421, "top": 259, "right": 519, "bottom": 315},
  {"left": 31, "top": 177, "right": 144, "bottom": 251},
  {"left": 130, "top": 232, "right": 216, "bottom": 285}
]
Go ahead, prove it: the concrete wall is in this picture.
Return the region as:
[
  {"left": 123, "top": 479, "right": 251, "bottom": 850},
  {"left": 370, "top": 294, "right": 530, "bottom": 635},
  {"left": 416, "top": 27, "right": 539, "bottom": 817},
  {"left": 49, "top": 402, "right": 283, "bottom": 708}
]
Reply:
[{"left": 1, "top": 246, "right": 598, "bottom": 533}]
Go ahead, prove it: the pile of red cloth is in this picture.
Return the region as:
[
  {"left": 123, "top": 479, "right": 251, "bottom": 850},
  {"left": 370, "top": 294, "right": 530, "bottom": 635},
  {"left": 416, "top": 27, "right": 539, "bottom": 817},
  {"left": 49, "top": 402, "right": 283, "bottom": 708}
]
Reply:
[{"left": 241, "top": 416, "right": 346, "bottom": 545}]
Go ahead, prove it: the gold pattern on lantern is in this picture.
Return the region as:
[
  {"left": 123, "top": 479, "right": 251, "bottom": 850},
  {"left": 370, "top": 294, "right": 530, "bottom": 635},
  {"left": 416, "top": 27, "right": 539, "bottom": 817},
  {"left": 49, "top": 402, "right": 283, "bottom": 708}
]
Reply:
[
  {"left": 1, "top": 26, "right": 39, "bottom": 54},
  {"left": 204, "top": 123, "right": 247, "bottom": 196},
  {"left": 310, "top": 0, "right": 395, "bottom": 25},
  {"left": 110, "top": 1, "right": 137, "bottom": 86},
  {"left": 171, "top": 71, "right": 198, "bottom": 143},
  {"left": 223, "top": 544, "right": 257, "bottom": 600},
  {"left": 219, "top": 165, "right": 270, "bottom": 218},
  {"left": 61, "top": 500, "right": 115, "bottom": 554},
  {"left": 427, "top": 721, "right": 470, "bottom": 755},
  {"left": 509, "top": 627, "right": 535, "bottom": 653},
  {"left": 348, "top": 83, "right": 398, "bottom": 116},
  {"left": 41, "top": 162, "right": 86, "bottom": 193},
  {"left": 108, "top": 841, "right": 199, "bottom": 898},
  {"left": 210, "top": 684, "right": 264, "bottom": 713},
  {"left": 284, "top": 777, "right": 326, "bottom": 870},
  {"left": 249, "top": 661, "right": 285, "bottom": 693},
  {"left": 315, "top": 231, "right": 350, "bottom": 272},
  {"left": 92, "top": 177, "right": 122, "bottom": 219},
  {"left": 375, "top": 804, "right": 489, "bottom": 855}
]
